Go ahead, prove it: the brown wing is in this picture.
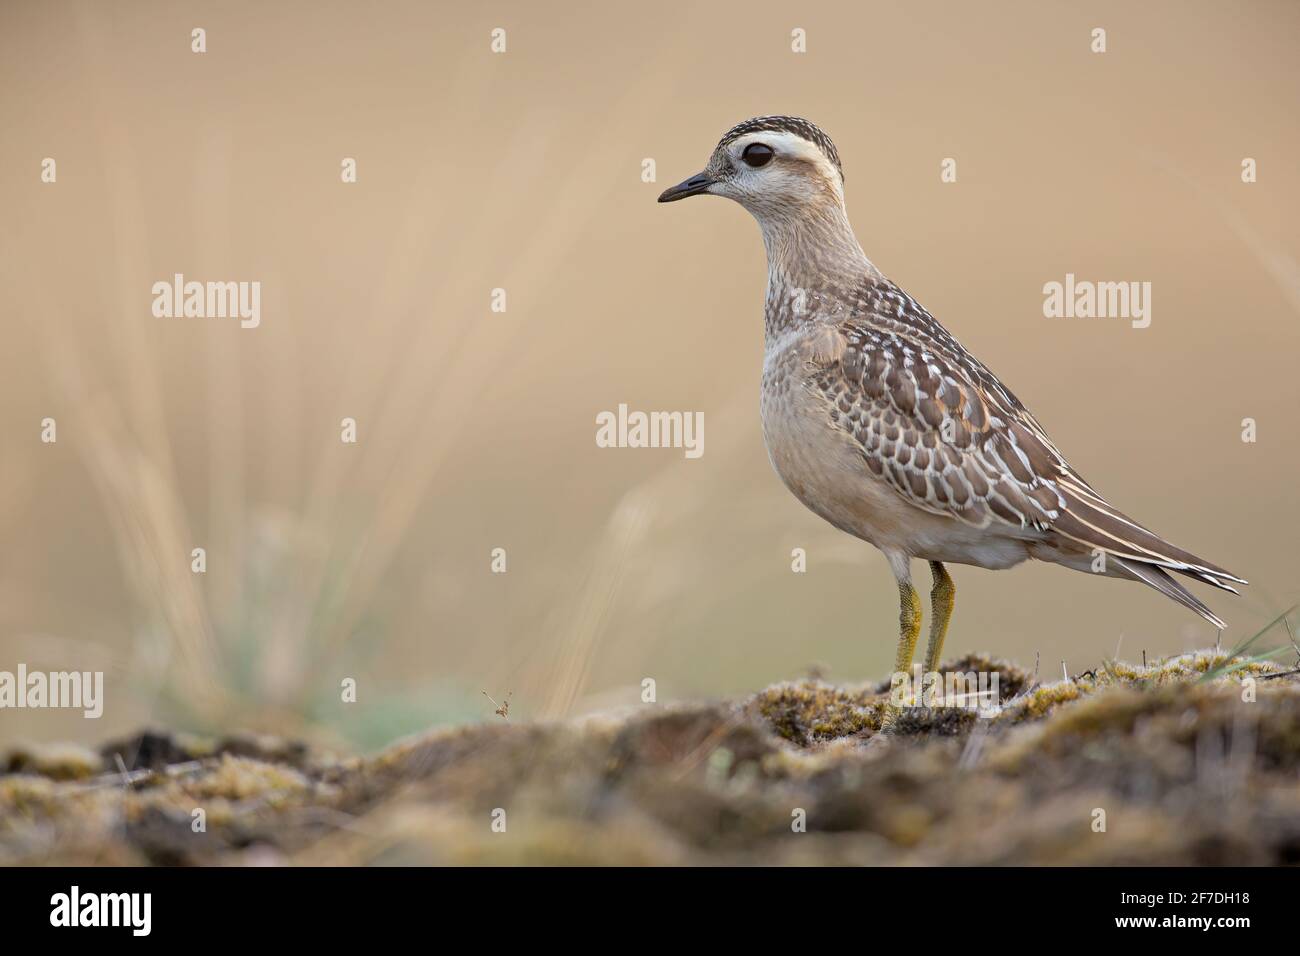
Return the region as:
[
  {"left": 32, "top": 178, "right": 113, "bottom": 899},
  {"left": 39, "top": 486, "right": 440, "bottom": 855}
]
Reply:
[
  {"left": 808, "top": 279, "right": 1245, "bottom": 588},
  {"left": 808, "top": 316, "right": 1066, "bottom": 533}
]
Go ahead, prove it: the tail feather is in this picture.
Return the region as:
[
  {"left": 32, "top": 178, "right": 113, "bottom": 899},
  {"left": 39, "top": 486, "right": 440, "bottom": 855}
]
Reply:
[
  {"left": 1173, "top": 565, "right": 1241, "bottom": 595},
  {"left": 1114, "top": 557, "right": 1227, "bottom": 630},
  {"left": 1051, "top": 481, "right": 1247, "bottom": 586}
]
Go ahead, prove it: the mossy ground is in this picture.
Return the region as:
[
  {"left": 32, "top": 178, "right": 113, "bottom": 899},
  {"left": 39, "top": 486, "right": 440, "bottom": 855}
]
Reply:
[{"left": 3, "top": 649, "right": 1299, "bottom": 865}]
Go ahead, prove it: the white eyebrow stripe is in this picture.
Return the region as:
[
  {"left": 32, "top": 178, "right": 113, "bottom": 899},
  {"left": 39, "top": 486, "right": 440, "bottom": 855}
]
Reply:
[{"left": 730, "top": 130, "right": 841, "bottom": 182}]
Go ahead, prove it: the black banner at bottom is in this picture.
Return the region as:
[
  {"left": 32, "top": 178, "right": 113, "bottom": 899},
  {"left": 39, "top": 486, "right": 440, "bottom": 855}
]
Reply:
[{"left": 0, "top": 866, "right": 1280, "bottom": 940}]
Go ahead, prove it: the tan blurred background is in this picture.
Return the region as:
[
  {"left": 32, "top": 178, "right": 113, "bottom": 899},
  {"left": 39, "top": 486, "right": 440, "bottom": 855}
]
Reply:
[{"left": 1, "top": 0, "right": 1296, "bottom": 750}]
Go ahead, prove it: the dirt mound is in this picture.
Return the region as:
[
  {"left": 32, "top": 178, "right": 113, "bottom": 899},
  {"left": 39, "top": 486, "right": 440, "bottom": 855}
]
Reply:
[{"left": 3, "top": 650, "right": 1297, "bottom": 865}]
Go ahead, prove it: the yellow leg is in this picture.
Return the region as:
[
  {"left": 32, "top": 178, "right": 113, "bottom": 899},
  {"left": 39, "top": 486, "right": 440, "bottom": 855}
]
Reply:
[
  {"left": 924, "top": 561, "right": 955, "bottom": 675},
  {"left": 894, "top": 579, "right": 922, "bottom": 675},
  {"left": 880, "top": 579, "right": 923, "bottom": 732}
]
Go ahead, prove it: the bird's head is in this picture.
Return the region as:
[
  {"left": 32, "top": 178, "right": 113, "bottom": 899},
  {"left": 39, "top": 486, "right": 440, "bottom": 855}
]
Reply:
[{"left": 657, "top": 115, "right": 846, "bottom": 221}]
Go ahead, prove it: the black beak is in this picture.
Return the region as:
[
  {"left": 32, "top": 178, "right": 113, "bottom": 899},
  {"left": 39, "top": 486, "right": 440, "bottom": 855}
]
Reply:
[{"left": 657, "top": 171, "right": 715, "bottom": 203}]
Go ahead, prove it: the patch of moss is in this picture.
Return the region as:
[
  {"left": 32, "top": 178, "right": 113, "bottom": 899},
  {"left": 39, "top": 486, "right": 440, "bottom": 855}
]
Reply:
[
  {"left": 887, "top": 704, "right": 980, "bottom": 738},
  {"left": 3, "top": 743, "right": 102, "bottom": 781},
  {"left": 1003, "top": 679, "right": 1084, "bottom": 720},
  {"left": 896, "top": 653, "right": 1033, "bottom": 700},
  {"left": 746, "top": 680, "right": 880, "bottom": 746},
  {"left": 182, "top": 754, "right": 312, "bottom": 802}
]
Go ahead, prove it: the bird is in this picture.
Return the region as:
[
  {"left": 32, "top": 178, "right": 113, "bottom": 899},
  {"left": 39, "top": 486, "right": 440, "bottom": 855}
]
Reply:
[{"left": 658, "top": 116, "right": 1245, "bottom": 723}]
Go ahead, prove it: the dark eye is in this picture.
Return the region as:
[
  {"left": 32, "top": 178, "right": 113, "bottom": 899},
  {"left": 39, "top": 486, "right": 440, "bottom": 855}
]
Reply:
[{"left": 741, "top": 143, "right": 774, "bottom": 168}]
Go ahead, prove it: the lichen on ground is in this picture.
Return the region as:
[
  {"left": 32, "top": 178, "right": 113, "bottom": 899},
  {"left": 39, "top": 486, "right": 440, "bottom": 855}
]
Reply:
[{"left": 2, "top": 649, "right": 1298, "bottom": 865}]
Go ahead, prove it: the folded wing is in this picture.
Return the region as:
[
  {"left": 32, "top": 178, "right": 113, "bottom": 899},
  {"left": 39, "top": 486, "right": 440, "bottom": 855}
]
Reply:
[{"left": 805, "top": 279, "right": 1244, "bottom": 625}]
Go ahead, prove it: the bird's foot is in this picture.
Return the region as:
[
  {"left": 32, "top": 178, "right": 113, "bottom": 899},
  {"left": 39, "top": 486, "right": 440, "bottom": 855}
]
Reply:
[{"left": 868, "top": 703, "right": 905, "bottom": 754}]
